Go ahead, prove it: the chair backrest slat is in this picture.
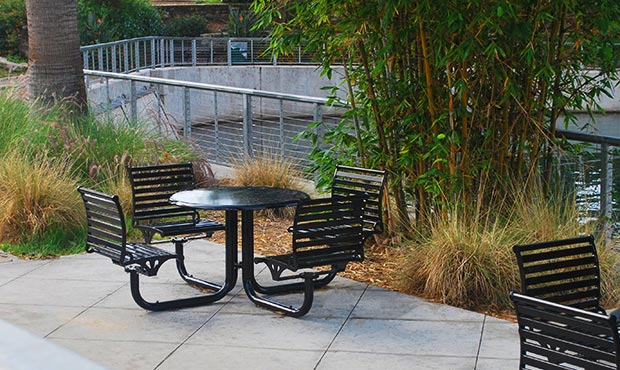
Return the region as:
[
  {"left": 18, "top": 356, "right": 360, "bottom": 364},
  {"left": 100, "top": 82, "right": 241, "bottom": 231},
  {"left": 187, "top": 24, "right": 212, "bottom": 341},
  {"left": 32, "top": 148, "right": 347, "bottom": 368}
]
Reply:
[
  {"left": 513, "top": 235, "right": 602, "bottom": 312},
  {"left": 510, "top": 292, "right": 620, "bottom": 370},
  {"left": 331, "top": 165, "right": 386, "bottom": 235},
  {"left": 78, "top": 187, "right": 127, "bottom": 264},
  {"left": 291, "top": 196, "right": 366, "bottom": 269},
  {"left": 128, "top": 163, "right": 199, "bottom": 226}
]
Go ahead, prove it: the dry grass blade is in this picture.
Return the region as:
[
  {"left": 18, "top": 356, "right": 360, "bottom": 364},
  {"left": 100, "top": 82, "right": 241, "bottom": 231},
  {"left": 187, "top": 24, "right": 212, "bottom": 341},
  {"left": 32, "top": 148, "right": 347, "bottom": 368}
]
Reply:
[{"left": 0, "top": 151, "right": 83, "bottom": 242}]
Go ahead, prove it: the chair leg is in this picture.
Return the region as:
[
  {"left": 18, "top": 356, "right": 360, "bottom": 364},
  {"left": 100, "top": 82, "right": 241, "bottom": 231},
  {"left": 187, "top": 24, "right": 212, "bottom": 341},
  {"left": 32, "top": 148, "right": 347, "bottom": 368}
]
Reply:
[
  {"left": 244, "top": 272, "right": 316, "bottom": 318},
  {"left": 173, "top": 239, "right": 223, "bottom": 291},
  {"left": 128, "top": 268, "right": 229, "bottom": 311}
]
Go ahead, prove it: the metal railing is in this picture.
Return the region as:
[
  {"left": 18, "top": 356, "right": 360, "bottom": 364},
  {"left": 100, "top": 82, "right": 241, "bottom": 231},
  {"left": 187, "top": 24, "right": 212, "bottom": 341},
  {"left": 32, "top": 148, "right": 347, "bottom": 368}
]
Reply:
[
  {"left": 81, "top": 36, "right": 316, "bottom": 73},
  {"left": 555, "top": 129, "right": 620, "bottom": 240},
  {"left": 81, "top": 38, "right": 620, "bottom": 238},
  {"left": 84, "top": 69, "right": 346, "bottom": 171}
]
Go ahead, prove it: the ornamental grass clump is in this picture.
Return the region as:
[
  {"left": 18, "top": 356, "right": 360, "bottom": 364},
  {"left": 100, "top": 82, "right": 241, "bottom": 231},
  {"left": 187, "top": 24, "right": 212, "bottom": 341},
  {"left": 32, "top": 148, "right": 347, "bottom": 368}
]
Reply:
[
  {"left": 398, "top": 184, "right": 620, "bottom": 312},
  {"left": 229, "top": 154, "right": 307, "bottom": 218},
  {"left": 0, "top": 151, "right": 83, "bottom": 245},
  {"left": 399, "top": 206, "right": 519, "bottom": 311},
  {"left": 230, "top": 154, "right": 304, "bottom": 191}
]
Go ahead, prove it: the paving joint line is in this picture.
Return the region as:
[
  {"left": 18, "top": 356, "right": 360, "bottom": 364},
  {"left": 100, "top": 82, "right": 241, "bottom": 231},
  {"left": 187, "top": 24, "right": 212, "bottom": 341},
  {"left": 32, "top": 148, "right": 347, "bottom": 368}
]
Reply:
[{"left": 313, "top": 283, "right": 370, "bottom": 370}]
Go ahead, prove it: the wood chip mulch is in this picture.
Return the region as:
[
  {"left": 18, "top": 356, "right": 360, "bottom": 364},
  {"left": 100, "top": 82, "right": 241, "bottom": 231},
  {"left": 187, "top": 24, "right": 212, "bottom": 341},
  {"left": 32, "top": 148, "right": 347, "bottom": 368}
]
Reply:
[
  {"left": 206, "top": 210, "right": 404, "bottom": 292},
  {"left": 205, "top": 210, "right": 515, "bottom": 321}
]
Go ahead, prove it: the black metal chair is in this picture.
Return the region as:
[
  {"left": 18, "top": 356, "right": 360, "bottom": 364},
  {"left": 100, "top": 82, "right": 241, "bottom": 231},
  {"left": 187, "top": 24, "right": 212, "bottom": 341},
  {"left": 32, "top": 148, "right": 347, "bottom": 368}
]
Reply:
[
  {"left": 78, "top": 187, "right": 228, "bottom": 311},
  {"left": 510, "top": 291, "right": 620, "bottom": 370},
  {"left": 513, "top": 235, "right": 609, "bottom": 314},
  {"left": 127, "top": 162, "right": 224, "bottom": 243},
  {"left": 331, "top": 164, "right": 386, "bottom": 238},
  {"left": 128, "top": 163, "right": 225, "bottom": 290},
  {"left": 253, "top": 195, "right": 367, "bottom": 317}
]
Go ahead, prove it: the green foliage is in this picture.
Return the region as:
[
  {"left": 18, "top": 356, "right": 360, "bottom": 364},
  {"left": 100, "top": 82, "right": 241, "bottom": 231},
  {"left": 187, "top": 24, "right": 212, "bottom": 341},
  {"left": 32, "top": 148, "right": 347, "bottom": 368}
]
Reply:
[
  {"left": 227, "top": 7, "right": 259, "bottom": 37},
  {"left": 0, "top": 94, "right": 54, "bottom": 155},
  {"left": 254, "top": 0, "right": 620, "bottom": 234},
  {"left": 77, "top": 0, "right": 164, "bottom": 45},
  {"left": 0, "top": 0, "right": 26, "bottom": 57},
  {"left": 164, "top": 15, "right": 208, "bottom": 37},
  {"left": 0, "top": 94, "right": 207, "bottom": 256},
  {"left": 0, "top": 227, "right": 86, "bottom": 258}
]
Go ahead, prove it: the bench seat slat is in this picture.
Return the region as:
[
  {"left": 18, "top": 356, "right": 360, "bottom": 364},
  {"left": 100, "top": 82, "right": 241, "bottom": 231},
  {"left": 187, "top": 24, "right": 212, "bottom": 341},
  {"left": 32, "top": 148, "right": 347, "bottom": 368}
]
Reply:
[
  {"left": 511, "top": 292, "right": 620, "bottom": 370},
  {"left": 522, "top": 256, "right": 597, "bottom": 274}
]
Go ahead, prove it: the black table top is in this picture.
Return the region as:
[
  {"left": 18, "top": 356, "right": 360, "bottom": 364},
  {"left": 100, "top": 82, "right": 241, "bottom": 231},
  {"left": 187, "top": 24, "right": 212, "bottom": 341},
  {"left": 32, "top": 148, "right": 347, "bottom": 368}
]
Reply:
[{"left": 170, "top": 186, "right": 309, "bottom": 211}]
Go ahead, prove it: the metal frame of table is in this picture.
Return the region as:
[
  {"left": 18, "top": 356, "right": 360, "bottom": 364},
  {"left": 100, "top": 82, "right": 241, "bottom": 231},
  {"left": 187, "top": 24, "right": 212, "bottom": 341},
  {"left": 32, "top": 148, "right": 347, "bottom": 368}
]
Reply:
[{"left": 170, "top": 186, "right": 310, "bottom": 314}]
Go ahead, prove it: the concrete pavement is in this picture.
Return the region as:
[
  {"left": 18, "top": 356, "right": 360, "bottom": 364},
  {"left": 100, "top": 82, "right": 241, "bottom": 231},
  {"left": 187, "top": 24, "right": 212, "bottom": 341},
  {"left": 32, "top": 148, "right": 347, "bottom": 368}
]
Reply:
[{"left": 0, "top": 240, "right": 520, "bottom": 370}]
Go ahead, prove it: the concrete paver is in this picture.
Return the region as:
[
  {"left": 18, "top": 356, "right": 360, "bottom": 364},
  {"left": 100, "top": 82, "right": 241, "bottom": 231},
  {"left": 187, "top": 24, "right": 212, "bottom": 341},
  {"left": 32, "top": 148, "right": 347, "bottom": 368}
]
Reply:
[{"left": 0, "top": 239, "right": 520, "bottom": 369}]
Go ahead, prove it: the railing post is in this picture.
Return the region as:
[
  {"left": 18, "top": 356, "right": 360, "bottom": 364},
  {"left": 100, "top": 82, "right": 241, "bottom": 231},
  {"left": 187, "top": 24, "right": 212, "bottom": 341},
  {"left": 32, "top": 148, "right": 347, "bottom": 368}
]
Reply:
[
  {"left": 83, "top": 52, "right": 89, "bottom": 70},
  {"left": 227, "top": 39, "right": 232, "bottom": 66},
  {"left": 105, "top": 77, "right": 111, "bottom": 122},
  {"left": 600, "top": 143, "right": 613, "bottom": 242},
  {"left": 183, "top": 87, "right": 191, "bottom": 138},
  {"left": 130, "top": 80, "right": 137, "bottom": 123},
  {"left": 278, "top": 100, "right": 285, "bottom": 158},
  {"left": 134, "top": 40, "right": 140, "bottom": 71},
  {"left": 98, "top": 49, "right": 104, "bottom": 71},
  {"left": 313, "top": 103, "right": 326, "bottom": 156},
  {"left": 156, "top": 85, "right": 163, "bottom": 134},
  {"left": 210, "top": 39, "right": 214, "bottom": 64},
  {"left": 151, "top": 38, "right": 156, "bottom": 68},
  {"left": 123, "top": 43, "right": 129, "bottom": 73},
  {"left": 112, "top": 47, "right": 117, "bottom": 73},
  {"left": 160, "top": 39, "right": 165, "bottom": 68},
  {"left": 170, "top": 39, "right": 175, "bottom": 67},
  {"left": 250, "top": 39, "right": 254, "bottom": 64},
  {"left": 192, "top": 39, "right": 197, "bottom": 67},
  {"left": 214, "top": 92, "right": 220, "bottom": 163},
  {"left": 243, "top": 94, "right": 253, "bottom": 158}
]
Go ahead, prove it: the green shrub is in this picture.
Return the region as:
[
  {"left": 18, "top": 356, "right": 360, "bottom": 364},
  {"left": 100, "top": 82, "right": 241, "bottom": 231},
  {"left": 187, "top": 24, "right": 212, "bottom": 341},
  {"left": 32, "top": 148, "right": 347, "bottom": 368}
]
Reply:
[
  {"left": 0, "top": 0, "right": 26, "bottom": 57},
  {"left": 165, "top": 15, "right": 208, "bottom": 37},
  {"left": 77, "top": 0, "right": 164, "bottom": 45}
]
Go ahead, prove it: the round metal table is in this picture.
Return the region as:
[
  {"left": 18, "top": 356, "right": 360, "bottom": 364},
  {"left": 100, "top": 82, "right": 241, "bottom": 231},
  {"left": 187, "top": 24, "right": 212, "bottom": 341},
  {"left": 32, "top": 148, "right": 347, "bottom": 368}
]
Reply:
[{"left": 170, "top": 186, "right": 309, "bottom": 313}]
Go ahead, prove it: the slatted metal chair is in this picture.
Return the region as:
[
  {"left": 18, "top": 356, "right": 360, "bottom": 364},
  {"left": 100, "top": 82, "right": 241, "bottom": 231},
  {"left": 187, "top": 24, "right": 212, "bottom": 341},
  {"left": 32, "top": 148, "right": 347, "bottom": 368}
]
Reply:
[
  {"left": 78, "top": 187, "right": 227, "bottom": 310},
  {"left": 510, "top": 291, "right": 620, "bottom": 370},
  {"left": 331, "top": 165, "right": 386, "bottom": 238},
  {"left": 127, "top": 162, "right": 224, "bottom": 244},
  {"left": 128, "top": 163, "right": 226, "bottom": 290},
  {"left": 513, "top": 235, "right": 609, "bottom": 314},
  {"left": 253, "top": 195, "right": 367, "bottom": 317}
]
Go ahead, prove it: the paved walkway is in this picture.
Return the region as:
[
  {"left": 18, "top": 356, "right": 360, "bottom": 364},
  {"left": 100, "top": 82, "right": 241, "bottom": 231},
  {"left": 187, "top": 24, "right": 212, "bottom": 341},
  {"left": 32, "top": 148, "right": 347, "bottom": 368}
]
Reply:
[{"left": 0, "top": 240, "right": 519, "bottom": 370}]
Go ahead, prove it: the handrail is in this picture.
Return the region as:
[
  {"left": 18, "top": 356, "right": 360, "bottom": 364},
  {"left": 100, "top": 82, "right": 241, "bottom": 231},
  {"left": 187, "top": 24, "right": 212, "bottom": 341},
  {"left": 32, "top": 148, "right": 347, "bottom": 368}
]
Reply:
[
  {"left": 556, "top": 128, "right": 620, "bottom": 146},
  {"left": 84, "top": 69, "right": 343, "bottom": 106},
  {"left": 80, "top": 36, "right": 315, "bottom": 72}
]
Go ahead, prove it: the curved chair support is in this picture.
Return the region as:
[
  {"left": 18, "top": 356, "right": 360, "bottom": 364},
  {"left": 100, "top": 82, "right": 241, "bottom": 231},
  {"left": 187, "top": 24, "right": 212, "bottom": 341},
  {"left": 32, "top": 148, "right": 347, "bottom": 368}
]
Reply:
[
  {"left": 128, "top": 268, "right": 230, "bottom": 311},
  {"left": 250, "top": 270, "right": 338, "bottom": 295},
  {"left": 243, "top": 273, "right": 316, "bottom": 318},
  {"left": 172, "top": 239, "right": 223, "bottom": 291}
]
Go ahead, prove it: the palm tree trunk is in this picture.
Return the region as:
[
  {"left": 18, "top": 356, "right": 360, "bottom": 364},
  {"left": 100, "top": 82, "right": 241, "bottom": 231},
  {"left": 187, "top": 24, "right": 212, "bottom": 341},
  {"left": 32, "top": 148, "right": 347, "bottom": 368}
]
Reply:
[{"left": 26, "top": 0, "right": 86, "bottom": 112}]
